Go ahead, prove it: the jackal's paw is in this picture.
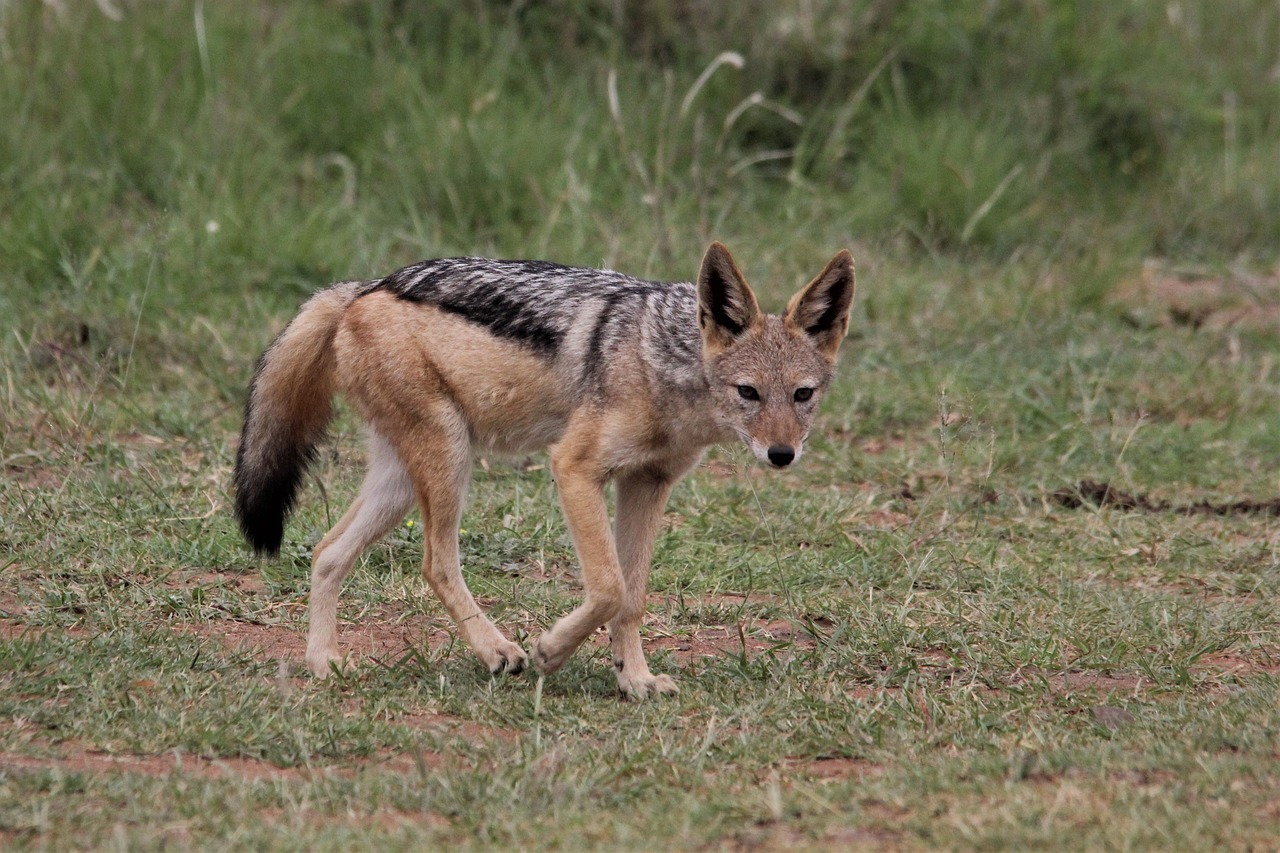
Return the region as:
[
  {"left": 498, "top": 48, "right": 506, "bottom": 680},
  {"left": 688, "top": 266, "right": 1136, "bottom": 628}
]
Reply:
[
  {"left": 305, "top": 648, "right": 353, "bottom": 679},
  {"left": 617, "top": 670, "right": 679, "bottom": 702},
  {"left": 480, "top": 639, "right": 528, "bottom": 676},
  {"left": 531, "top": 633, "right": 572, "bottom": 675}
]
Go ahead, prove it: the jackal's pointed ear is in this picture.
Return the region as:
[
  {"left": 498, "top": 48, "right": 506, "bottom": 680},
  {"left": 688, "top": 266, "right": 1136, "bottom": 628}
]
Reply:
[
  {"left": 697, "top": 242, "right": 762, "bottom": 351},
  {"left": 784, "top": 250, "right": 856, "bottom": 358}
]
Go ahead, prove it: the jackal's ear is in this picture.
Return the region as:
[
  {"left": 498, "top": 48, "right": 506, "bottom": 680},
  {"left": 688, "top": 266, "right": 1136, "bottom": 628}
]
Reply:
[
  {"left": 697, "top": 242, "right": 762, "bottom": 351},
  {"left": 784, "top": 250, "right": 856, "bottom": 358}
]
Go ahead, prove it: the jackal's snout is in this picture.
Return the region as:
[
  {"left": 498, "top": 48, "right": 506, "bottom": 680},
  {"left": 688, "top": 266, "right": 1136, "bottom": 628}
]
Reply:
[
  {"left": 743, "top": 432, "right": 805, "bottom": 468},
  {"left": 766, "top": 445, "right": 795, "bottom": 467}
]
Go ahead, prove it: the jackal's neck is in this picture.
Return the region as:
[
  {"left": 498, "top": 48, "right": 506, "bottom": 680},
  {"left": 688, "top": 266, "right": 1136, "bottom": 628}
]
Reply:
[
  {"left": 637, "top": 300, "right": 735, "bottom": 446},
  {"left": 638, "top": 291, "right": 707, "bottom": 392}
]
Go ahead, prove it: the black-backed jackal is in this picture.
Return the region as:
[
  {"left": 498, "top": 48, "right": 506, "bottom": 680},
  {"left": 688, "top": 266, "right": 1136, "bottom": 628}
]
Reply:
[{"left": 233, "top": 243, "right": 854, "bottom": 699}]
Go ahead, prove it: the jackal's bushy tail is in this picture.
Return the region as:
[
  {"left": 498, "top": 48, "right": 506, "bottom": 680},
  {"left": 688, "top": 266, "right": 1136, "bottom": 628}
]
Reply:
[{"left": 233, "top": 282, "right": 360, "bottom": 554}]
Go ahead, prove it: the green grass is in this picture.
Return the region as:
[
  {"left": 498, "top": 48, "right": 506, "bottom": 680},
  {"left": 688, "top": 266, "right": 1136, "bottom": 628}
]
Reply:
[{"left": 3, "top": 1, "right": 1280, "bottom": 849}]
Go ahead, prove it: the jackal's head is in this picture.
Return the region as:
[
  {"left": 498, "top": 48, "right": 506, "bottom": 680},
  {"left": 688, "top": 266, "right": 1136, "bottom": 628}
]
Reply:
[{"left": 696, "top": 242, "right": 855, "bottom": 468}]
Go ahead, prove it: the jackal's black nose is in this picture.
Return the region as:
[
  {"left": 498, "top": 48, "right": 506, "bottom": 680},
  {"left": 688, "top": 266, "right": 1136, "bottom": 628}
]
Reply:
[{"left": 767, "top": 445, "right": 795, "bottom": 467}]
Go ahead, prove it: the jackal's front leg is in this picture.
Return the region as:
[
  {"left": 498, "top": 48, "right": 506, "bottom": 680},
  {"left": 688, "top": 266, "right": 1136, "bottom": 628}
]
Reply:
[
  {"left": 607, "top": 471, "right": 680, "bottom": 700},
  {"left": 532, "top": 450, "right": 624, "bottom": 676}
]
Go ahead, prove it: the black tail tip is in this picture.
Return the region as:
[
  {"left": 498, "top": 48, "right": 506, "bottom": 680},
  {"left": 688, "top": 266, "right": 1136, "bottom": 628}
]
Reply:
[
  {"left": 238, "top": 515, "right": 285, "bottom": 556},
  {"left": 233, "top": 454, "right": 306, "bottom": 557},
  {"left": 233, "top": 484, "right": 286, "bottom": 555}
]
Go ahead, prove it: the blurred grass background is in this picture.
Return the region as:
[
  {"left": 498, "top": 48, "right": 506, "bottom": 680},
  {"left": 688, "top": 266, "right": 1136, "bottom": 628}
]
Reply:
[
  {"left": 5, "top": 0, "right": 1278, "bottom": 494},
  {"left": 3, "top": 1, "right": 1276, "bottom": 300}
]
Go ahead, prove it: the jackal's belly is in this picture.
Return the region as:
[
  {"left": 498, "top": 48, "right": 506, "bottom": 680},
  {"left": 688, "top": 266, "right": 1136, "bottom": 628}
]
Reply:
[
  {"left": 462, "top": 389, "right": 571, "bottom": 454},
  {"left": 424, "top": 328, "right": 574, "bottom": 454}
]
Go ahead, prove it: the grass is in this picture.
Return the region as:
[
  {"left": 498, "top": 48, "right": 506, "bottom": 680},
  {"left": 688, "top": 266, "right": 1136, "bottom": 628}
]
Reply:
[{"left": 3, "top": 1, "right": 1280, "bottom": 849}]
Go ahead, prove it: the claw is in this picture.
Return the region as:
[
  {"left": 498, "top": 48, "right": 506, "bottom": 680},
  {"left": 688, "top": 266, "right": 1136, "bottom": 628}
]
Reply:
[
  {"left": 491, "top": 650, "right": 526, "bottom": 676},
  {"left": 486, "top": 641, "right": 529, "bottom": 677},
  {"left": 618, "top": 673, "right": 679, "bottom": 701},
  {"left": 531, "top": 635, "right": 563, "bottom": 674}
]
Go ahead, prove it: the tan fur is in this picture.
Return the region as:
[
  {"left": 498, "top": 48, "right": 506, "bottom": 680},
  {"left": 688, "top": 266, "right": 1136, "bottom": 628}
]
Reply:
[
  {"left": 237, "top": 244, "right": 855, "bottom": 700},
  {"left": 238, "top": 284, "right": 357, "bottom": 478}
]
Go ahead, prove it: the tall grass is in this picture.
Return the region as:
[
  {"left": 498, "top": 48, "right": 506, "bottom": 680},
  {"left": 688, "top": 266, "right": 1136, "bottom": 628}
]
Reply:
[{"left": 2, "top": 1, "right": 1276, "bottom": 311}]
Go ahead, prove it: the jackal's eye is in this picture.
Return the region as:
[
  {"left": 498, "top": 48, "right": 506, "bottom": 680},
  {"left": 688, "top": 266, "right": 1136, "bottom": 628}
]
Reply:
[
  {"left": 737, "top": 384, "right": 760, "bottom": 401},
  {"left": 794, "top": 387, "right": 814, "bottom": 402}
]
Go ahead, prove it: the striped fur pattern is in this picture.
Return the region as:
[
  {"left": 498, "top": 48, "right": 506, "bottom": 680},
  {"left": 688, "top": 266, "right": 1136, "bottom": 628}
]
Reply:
[{"left": 365, "top": 258, "right": 704, "bottom": 391}]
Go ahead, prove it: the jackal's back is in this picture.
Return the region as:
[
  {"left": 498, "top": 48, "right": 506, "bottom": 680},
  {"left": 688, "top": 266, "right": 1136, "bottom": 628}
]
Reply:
[{"left": 361, "top": 258, "right": 704, "bottom": 388}]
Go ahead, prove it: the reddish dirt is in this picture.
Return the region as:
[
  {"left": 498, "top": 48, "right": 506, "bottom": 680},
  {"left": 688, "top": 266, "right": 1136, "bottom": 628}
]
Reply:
[
  {"left": 728, "top": 823, "right": 904, "bottom": 852},
  {"left": 0, "top": 706, "right": 487, "bottom": 783},
  {"left": 855, "top": 436, "right": 909, "bottom": 456},
  {"left": 1192, "top": 651, "right": 1280, "bottom": 678},
  {"left": 1112, "top": 263, "right": 1280, "bottom": 332},
  {"left": 850, "top": 508, "right": 913, "bottom": 529},
  {"left": 5, "top": 576, "right": 1279, "bottom": 789},
  {"left": 166, "top": 607, "right": 465, "bottom": 676},
  {"left": 786, "top": 755, "right": 885, "bottom": 782},
  {"left": 0, "top": 747, "right": 316, "bottom": 782},
  {"left": 0, "top": 613, "right": 92, "bottom": 642},
  {"left": 2, "top": 464, "right": 66, "bottom": 490},
  {"left": 185, "top": 569, "right": 268, "bottom": 597},
  {"left": 643, "top": 615, "right": 821, "bottom": 666},
  {"left": 0, "top": 738, "right": 469, "bottom": 785},
  {"left": 1052, "top": 480, "right": 1280, "bottom": 517}
]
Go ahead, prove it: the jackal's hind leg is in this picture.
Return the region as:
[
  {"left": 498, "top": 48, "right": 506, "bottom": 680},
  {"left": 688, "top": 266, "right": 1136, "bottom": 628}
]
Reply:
[
  {"left": 398, "top": 411, "right": 527, "bottom": 676},
  {"left": 307, "top": 431, "right": 414, "bottom": 678}
]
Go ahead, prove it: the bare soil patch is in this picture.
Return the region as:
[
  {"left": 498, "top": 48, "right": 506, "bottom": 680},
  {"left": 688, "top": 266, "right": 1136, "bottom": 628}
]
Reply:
[
  {"left": 185, "top": 569, "right": 268, "bottom": 597},
  {"left": 646, "top": 618, "right": 821, "bottom": 665},
  {"left": 168, "top": 607, "right": 463, "bottom": 675},
  {"left": 1193, "top": 651, "right": 1280, "bottom": 678},
  {"left": 1113, "top": 263, "right": 1280, "bottom": 332},
  {"left": 848, "top": 507, "right": 913, "bottom": 530},
  {"left": 161, "top": 582, "right": 819, "bottom": 677},
  {"left": 729, "top": 822, "right": 903, "bottom": 852},
  {"left": 787, "top": 754, "right": 885, "bottom": 782},
  {"left": 0, "top": 613, "right": 92, "bottom": 642},
  {"left": 2, "top": 462, "right": 65, "bottom": 490},
  {"left": 0, "top": 747, "right": 315, "bottom": 782},
  {"left": 1052, "top": 480, "right": 1280, "bottom": 517}
]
